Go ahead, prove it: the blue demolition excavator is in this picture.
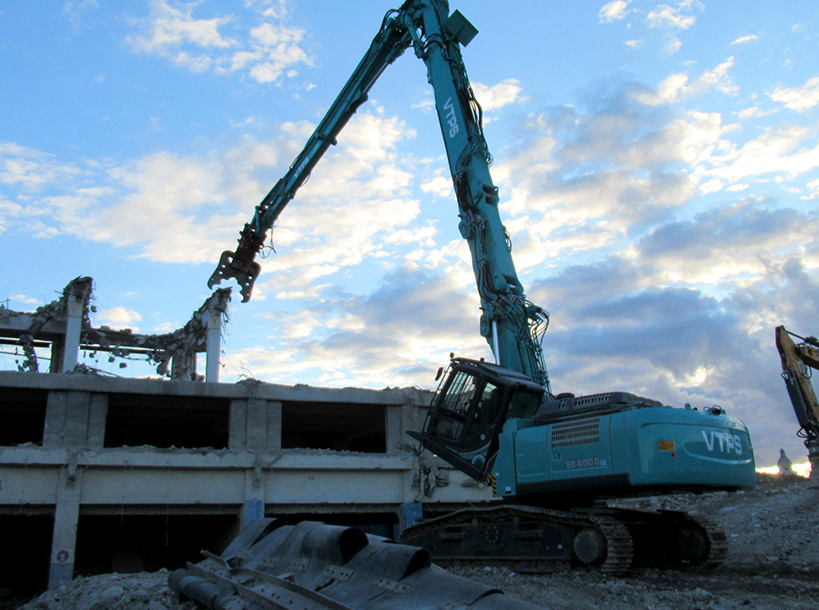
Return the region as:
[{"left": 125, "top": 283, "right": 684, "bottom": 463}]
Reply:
[{"left": 209, "top": 0, "right": 756, "bottom": 573}]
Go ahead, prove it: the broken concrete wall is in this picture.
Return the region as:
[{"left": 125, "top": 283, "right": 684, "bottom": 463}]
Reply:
[
  {"left": 0, "top": 371, "right": 492, "bottom": 595},
  {"left": 0, "top": 277, "right": 230, "bottom": 380}
]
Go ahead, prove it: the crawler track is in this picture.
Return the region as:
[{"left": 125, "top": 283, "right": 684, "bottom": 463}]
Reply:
[{"left": 398, "top": 504, "right": 726, "bottom": 575}]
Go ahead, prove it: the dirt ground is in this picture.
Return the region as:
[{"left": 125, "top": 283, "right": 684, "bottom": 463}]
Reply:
[{"left": 17, "top": 474, "right": 819, "bottom": 610}]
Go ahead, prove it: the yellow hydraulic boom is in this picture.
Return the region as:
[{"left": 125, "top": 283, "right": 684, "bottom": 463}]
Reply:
[{"left": 775, "top": 325, "right": 819, "bottom": 477}]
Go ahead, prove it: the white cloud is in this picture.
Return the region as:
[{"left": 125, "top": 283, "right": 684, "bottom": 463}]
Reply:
[
  {"left": 647, "top": 4, "right": 697, "bottom": 30},
  {"left": 471, "top": 79, "right": 524, "bottom": 111},
  {"left": 0, "top": 109, "right": 416, "bottom": 272},
  {"left": 243, "top": 21, "right": 309, "bottom": 82},
  {"left": 0, "top": 111, "right": 422, "bottom": 294},
  {"left": 127, "top": 0, "right": 234, "bottom": 53},
  {"left": 249, "top": 62, "right": 283, "bottom": 83},
  {"left": 0, "top": 138, "right": 268, "bottom": 263},
  {"left": 633, "top": 57, "right": 737, "bottom": 105},
  {"left": 125, "top": 0, "right": 310, "bottom": 83},
  {"left": 420, "top": 175, "right": 453, "bottom": 198},
  {"left": 62, "top": 0, "right": 99, "bottom": 30},
  {"left": 731, "top": 34, "right": 759, "bottom": 45},
  {"left": 701, "top": 124, "right": 819, "bottom": 184},
  {"left": 250, "top": 21, "right": 296, "bottom": 46},
  {"left": 598, "top": 1, "right": 631, "bottom": 24},
  {"left": 736, "top": 105, "right": 771, "bottom": 120},
  {"left": 636, "top": 202, "right": 819, "bottom": 290},
  {"left": 802, "top": 178, "right": 819, "bottom": 201},
  {"left": 96, "top": 306, "right": 143, "bottom": 330},
  {"left": 223, "top": 266, "right": 491, "bottom": 388},
  {"left": 244, "top": 0, "right": 288, "bottom": 20},
  {"left": 0, "top": 143, "right": 81, "bottom": 191},
  {"left": 663, "top": 36, "right": 682, "bottom": 55},
  {"left": 768, "top": 76, "right": 819, "bottom": 112},
  {"left": 0, "top": 196, "right": 24, "bottom": 234},
  {"left": 10, "top": 294, "right": 40, "bottom": 307},
  {"left": 698, "top": 178, "right": 724, "bottom": 194}
]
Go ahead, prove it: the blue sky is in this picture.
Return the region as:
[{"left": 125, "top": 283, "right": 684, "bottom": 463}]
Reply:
[{"left": 2, "top": 0, "right": 818, "bottom": 468}]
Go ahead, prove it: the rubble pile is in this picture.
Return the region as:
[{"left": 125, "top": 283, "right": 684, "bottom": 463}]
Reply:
[
  {"left": 17, "top": 475, "right": 819, "bottom": 610},
  {"left": 18, "top": 571, "right": 194, "bottom": 610}
]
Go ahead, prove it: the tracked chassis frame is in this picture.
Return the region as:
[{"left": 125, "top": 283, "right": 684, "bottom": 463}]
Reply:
[{"left": 398, "top": 504, "right": 727, "bottom": 575}]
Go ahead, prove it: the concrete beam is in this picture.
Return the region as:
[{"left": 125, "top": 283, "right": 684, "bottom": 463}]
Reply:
[
  {"left": 0, "top": 370, "right": 431, "bottom": 407},
  {"left": 0, "top": 312, "right": 69, "bottom": 337},
  {"left": 0, "top": 446, "right": 492, "bottom": 509}
]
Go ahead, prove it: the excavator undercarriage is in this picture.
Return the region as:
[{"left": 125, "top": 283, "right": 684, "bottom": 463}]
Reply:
[{"left": 399, "top": 503, "right": 726, "bottom": 575}]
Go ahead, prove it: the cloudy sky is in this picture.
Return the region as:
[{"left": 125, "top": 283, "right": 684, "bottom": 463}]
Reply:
[{"left": 2, "top": 0, "right": 818, "bottom": 468}]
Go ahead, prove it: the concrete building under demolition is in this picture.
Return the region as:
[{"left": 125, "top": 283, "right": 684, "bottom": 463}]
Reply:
[{"left": 0, "top": 278, "right": 491, "bottom": 600}]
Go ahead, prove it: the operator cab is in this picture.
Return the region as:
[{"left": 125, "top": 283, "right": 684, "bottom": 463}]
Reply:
[{"left": 408, "top": 357, "right": 545, "bottom": 481}]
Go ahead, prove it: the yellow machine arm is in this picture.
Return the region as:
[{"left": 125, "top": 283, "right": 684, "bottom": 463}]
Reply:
[{"left": 775, "top": 325, "right": 819, "bottom": 475}]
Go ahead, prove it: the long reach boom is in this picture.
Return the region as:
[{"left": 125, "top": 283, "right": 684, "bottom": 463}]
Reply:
[{"left": 208, "top": 0, "right": 551, "bottom": 391}]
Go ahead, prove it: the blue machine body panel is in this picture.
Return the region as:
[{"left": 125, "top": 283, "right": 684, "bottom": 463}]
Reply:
[{"left": 494, "top": 406, "right": 755, "bottom": 501}]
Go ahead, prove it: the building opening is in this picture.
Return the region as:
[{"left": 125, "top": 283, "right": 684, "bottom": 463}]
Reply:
[
  {"left": 105, "top": 394, "right": 230, "bottom": 449},
  {"left": 74, "top": 513, "right": 238, "bottom": 576},
  {"left": 0, "top": 388, "right": 47, "bottom": 446},
  {"left": 281, "top": 402, "right": 386, "bottom": 453},
  {"left": 0, "top": 514, "right": 53, "bottom": 600}
]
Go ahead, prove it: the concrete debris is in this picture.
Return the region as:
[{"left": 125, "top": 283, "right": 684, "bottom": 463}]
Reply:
[
  {"left": 18, "top": 571, "right": 195, "bottom": 610},
  {"left": 0, "top": 277, "right": 230, "bottom": 380},
  {"left": 413, "top": 453, "right": 450, "bottom": 501},
  {"left": 0, "top": 276, "right": 93, "bottom": 373},
  {"left": 13, "top": 475, "right": 819, "bottom": 610}
]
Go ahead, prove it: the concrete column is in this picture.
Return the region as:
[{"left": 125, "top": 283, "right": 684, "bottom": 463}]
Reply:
[
  {"left": 49, "top": 337, "right": 65, "bottom": 374},
  {"left": 229, "top": 398, "right": 282, "bottom": 453},
  {"left": 48, "top": 465, "right": 82, "bottom": 589},
  {"left": 205, "top": 309, "right": 222, "bottom": 383},
  {"left": 44, "top": 391, "right": 101, "bottom": 448},
  {"left": 266, "top": 401, "right": 282, "bottom": 452},
  {"left": 385, "top": 406, "right": 403, "bottom": 455},
  {"left": 246, "top": 398, "right": 268, "bottom": 453},
  {"left": 229, "top": 399, "right": 249, "bottom": 450},
  {"left": 62, "top": 299, "right": 84, "bottom": 373},
  {"left": 87, "top": 393, "right": 108, "bottom": 448}
]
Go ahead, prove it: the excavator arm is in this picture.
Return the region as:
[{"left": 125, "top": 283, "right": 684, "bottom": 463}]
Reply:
[
  {"left": 208, "top": 5, "right": 413, "bottom": 302},
  {"left": 775, "top": 325, "right": 819, "bottom": 474},
  {"left": 208, "top": 0, "right": 551, "bottom": 391},
  {"left": 408, "top": 2, "right": 550, "bottom": 391}
]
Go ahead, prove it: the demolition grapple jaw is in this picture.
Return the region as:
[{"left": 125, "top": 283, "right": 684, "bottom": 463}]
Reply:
[{"left": 208, "top": 225, "right": 265, "bottom": 303}]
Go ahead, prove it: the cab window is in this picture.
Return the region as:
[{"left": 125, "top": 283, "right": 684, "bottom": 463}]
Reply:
[
  {"left": 433, "top": 371, "right": 479, "bottom": 439},
  {"left": 466, "top": 382, "right": 502, "bottom": 437}
]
